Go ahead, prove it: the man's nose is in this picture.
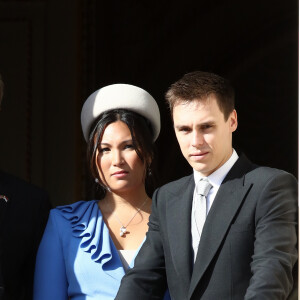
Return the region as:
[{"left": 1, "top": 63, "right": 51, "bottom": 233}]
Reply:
[{"left": 191, "top": 131, "right": 204, "bottom": 147}]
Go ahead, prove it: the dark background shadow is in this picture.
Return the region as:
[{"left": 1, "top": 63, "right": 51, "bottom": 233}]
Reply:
[
  {"left": 0, "top": 0, "right": 298, "bottom": 204},
  {"left": 84, "top": 0, "right": 298, "bottom": 193}
]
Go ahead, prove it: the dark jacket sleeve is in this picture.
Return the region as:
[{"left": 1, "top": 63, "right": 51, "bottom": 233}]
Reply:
[
  {"left": 245, "top": 171, "right": 298, "bottom": 299},
  {"left": 0, "top": 171, "right": 51, "bottom": 300}
]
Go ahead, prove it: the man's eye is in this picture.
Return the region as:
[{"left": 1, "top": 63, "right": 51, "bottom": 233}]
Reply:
[
  {"left": 179, "top": 127, "right": 190, "bottom": 132},
  {"left": 202, "top": 124, "right": 212, "bottom": 130}
]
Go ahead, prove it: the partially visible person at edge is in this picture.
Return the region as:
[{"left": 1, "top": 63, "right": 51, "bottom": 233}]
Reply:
[
  {"left": 33, "top": 84, "right": 171, "bottom": 300},
  {"left": 0, "top": 73, "right": 51, "bottom": 300},
  {"left": 115, "top": 71, "right": 298, "bottom": 300}
]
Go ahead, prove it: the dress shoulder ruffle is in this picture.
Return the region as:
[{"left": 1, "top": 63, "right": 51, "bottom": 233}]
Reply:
[{"left": 55, "top": 200, "right": 113, "bottom": 265}]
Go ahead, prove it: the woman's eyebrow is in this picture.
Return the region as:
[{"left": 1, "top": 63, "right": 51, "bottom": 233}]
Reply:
[{"left": 100, "top": 139, "right": 133, "bottom": 146}]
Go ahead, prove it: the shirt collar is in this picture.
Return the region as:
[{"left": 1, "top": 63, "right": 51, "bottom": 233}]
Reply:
[{"left": 193, "top": 149, "right": 239, "bottom": 187}]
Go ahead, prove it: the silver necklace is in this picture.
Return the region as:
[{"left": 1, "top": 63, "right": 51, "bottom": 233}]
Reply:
[{"left": 111, "top": 198, "right": 149, "bottom": 237}]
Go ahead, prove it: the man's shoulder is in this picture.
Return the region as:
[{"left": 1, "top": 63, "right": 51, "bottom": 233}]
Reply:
[
  {"left": 246, "top": 165, "right": 296, "bottom": 180},
  {"left": 0, "top": 169, "right": 49, "bottom": 202},
  {"left": 233, "top": 155, "right": 298, "bottom": 191},
  {"left": 232, "top": 154, "right": 297, "bottom": 182}
]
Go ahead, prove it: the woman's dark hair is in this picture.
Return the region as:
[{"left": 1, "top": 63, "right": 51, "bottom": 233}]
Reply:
[{"left": 87, "top": 109, "right": 157, "bottom": 198}]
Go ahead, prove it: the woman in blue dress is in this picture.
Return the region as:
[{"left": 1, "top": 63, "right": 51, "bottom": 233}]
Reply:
[{"left": 33, "top": 84, "right": 170, "bottom": 300}]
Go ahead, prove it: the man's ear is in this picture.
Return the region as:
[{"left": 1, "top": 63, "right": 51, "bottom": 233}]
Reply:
[{"left": 229, "top": 109, "right": 238, "bottom": 132}]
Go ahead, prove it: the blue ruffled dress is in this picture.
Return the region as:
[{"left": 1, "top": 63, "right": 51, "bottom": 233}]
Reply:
[{"left": 33, "top": 200, "right": 170, "bottom": 300}]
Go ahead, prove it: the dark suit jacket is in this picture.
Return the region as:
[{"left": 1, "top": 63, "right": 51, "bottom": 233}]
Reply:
[
  {"left": 116, "top": 155, "right": 298, "bottom": 300},
  {"left": 0, "top": 171, "right": 51, "bottom": 300}
]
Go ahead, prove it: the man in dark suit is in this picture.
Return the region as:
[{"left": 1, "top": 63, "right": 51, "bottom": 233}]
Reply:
[
  {"left": 115, "top": 71, "right": 298, "bottom": 299},
  {"left": 0, "top": 74, "right": 51, "bottom": 300}
]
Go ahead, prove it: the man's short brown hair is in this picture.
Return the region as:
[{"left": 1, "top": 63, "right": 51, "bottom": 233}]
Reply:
[{"left": 165, "top": 71, "right": 235, "bottom": 120}]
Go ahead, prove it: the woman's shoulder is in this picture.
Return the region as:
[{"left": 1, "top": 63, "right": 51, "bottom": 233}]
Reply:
[
  {"left": 49, "top": 200, "right": 100, "bottom": 223},
  {"left": 54, "top": 199, "right": 98, "bottom": 211},
  {"left": 51, "top": 200, "right": 112, "bottom": 263}
]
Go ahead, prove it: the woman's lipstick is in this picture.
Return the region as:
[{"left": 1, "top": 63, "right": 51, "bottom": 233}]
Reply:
[{"left": 111, "top": 170, "right": 129, "bottom": 178}]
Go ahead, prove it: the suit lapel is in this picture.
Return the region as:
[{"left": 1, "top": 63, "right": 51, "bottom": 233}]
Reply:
[
  {"left": 167, "top": 175, "right": 194, "bottom": 285},
  {"left": 188, "top": 155, "right": 254, "bottom": 298}
]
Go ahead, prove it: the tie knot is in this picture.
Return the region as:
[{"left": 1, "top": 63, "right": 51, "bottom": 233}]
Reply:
[{"left": 196, "top": 178, "right": 212, "bottom": 197}]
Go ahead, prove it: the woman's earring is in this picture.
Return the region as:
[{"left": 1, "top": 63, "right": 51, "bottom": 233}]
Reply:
[
  {"left": 147, "top": 168, "right": 152, "bottom": 176},
  {"left": 95, "top": 178, "right": 111, "bottom": 192}
]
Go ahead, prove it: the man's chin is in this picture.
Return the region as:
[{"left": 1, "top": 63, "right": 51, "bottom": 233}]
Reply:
[{"left": 190, "top": 162, "right": 209, "bottom": 175}]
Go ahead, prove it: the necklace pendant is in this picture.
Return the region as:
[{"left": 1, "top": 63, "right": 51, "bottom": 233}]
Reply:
[{"left": 120, "top": 226, "right": 127, "bottom": 237}]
